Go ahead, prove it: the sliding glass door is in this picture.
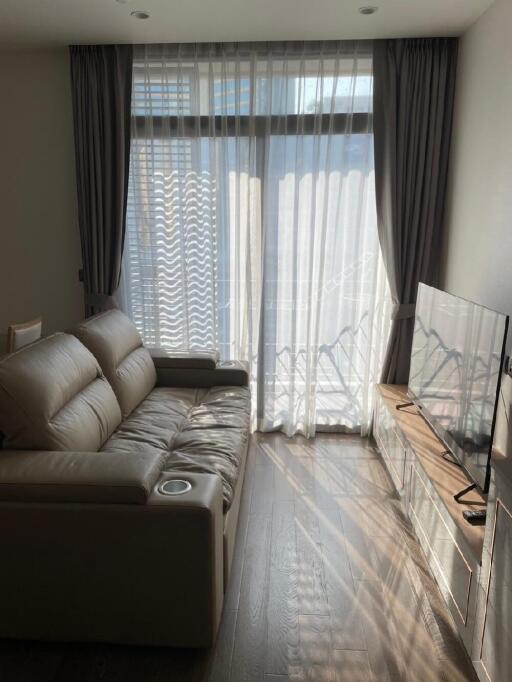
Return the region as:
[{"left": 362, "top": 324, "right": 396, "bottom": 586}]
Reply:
[{"left": 121, "top": 42, "right": 390, "bottom": 435}]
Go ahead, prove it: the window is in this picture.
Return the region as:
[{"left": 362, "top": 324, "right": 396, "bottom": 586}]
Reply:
[{"left": 121, "top": 43, "right": 390, "bottom": 435}]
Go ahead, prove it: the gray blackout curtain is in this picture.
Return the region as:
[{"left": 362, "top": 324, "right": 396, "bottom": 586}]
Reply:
[
  {"left": 69, "top": 44, "right": 133, "bottom": 316},
  {"left": 373, "top": 38, "right": 458, "bottom": 383}
]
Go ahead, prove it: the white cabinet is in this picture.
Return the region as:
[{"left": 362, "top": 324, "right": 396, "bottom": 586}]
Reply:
[
  {"left": 408, "top": 462, "right": 478, "bottom": 649},
  {"left": 375, "top": 385, "right": 512, "bottom": 679},
  {"left": 374, "top": 385, "right": 486, "bottom": 663},
  {"left": 374, "top": 393, "right": 409, "bottom": 496},
  {"left": 473, "top": 460, "right": 512, "bottom": 682}
]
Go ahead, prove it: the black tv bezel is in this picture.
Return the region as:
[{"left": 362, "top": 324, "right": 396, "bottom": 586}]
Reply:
[{"left": 407, "top": 287, "right": 509, "bottom": 496}]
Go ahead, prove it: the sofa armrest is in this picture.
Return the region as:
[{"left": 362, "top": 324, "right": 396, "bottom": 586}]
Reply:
[
  {"left": 0, "top": 471, "right": 224, "bottom": 647},
  {"left": 150, "top": 347, "right": 220, "bottom": 370},
  {"left": 0, "top": 450, "right": 161, "bottom": 504},
  {"left": 149, "top": 347, "right": 249, "bottom": 388}
]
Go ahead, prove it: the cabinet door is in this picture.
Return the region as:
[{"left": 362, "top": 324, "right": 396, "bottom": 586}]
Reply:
[
  {"left": 408, "top": 464, "right": 474, "bottom": 635},
  {"left": 374, "top": 395, "right": 408, "bottom": 493},
  {"left": 479, "top": 499, "right": 512, "bottom": 681}
]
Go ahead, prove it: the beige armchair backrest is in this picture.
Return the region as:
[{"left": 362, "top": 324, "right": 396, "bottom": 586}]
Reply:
[{"left": 6, "top": 317, "right": 42, "bottom": 353}]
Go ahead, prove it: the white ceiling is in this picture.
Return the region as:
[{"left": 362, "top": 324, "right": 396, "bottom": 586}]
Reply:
[{"left": 0, "top": 0, "right": 494, "bottom": 51}]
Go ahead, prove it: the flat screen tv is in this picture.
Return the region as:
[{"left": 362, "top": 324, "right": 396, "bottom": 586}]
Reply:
[{"left": 408, "top": 283, "right": 509, "bottom": 494}]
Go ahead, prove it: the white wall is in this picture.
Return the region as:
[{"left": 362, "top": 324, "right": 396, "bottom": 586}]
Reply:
[
  {"left": 442, "top": 0, "right": 512, "bottom": 323},
  {"left": 0, "top": 49, "right": 83, "bottom": 347},
  {"left": 442, "top": 0, "right": 512, "bottom": 455}
]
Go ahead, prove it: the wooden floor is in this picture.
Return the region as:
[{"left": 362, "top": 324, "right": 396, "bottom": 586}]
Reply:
[{"left": 0, "top": 434, "right": 478, "bottom": 682}]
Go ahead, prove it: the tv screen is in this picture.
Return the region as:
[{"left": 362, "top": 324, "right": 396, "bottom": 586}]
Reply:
[{"left": 408, "top": 284, "right": 509, "bottom": 493}]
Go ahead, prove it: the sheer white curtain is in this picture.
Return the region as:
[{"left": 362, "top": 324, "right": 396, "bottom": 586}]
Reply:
[{"left": 121, "top": 41, "right": 390, "bottom": 436}]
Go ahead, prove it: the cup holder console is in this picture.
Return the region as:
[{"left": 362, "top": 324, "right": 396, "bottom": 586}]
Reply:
[{"left": 158, "top": 479, "right": 192, "bottom": 496}]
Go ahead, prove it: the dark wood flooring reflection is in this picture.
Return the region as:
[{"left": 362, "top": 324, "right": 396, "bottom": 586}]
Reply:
[{"left": 0, "top": 434, "right": 477, "bottom": 681}]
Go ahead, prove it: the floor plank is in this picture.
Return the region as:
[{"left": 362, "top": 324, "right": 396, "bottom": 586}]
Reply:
[
  {"left": 355, "top": 580, "right": 403, "bottom": 682},
  {"left": 230, "top": 510, "right": 273, "bottom": 681},
  {"left": 224, "top": 448, "right": 255, "bottom": 613},
  {"left": 265, "top": 501, "right": 300, "bottom": 676},
  {"left": 208, "top": 609, "right": 237, "bottom": 682},
  {"left": 332, "top": 649, "right": 374, "bottom": 682},
  {"left": 318, "top": 504, "right": 366, "bottom": 651},
  {"left": 291, "top": 615, "right": 336, "bottom": 681},
  {"left": 294, "top": 496, "right": 330, "bottom": 617},
  {"left": 250, "top": 459, "right": 275, "bottom": 516}
]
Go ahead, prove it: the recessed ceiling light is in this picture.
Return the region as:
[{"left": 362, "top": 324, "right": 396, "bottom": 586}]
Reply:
[
  {"left": 130, "top": 10, "right": 150, "bottom": 19},
  {"left": 359, "top": 6, "right": 378, "bottom": 15}
]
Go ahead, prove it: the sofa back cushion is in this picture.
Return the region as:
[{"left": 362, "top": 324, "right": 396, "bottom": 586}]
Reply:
[
  {"left": 0, "top": 333, "right": 122, "bottom": 451},
  {"left": 72, "top": 310, "right": 156, "bottom": 418}
]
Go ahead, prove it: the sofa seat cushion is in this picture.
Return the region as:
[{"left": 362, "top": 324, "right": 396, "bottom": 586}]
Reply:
[
  {"left": 183, "top": 386, "right": 251, "bottom": 430},
  {"left": 164, "top": 427, "right": 248, "bottom": 510},
  {"left": 164, "top": 387, "right": 250, "bottom": 509},
  {"left": 100, "top": 387, "right": 200, "bottom": 457},
  {"left": 101, "top": 385, "right": 251, "bottom": 510}
]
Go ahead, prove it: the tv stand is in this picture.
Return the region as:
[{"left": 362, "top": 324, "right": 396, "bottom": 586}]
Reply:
[
  {"left": 374, "top": 384, "right": 485, "bottom": 656},
  {"left": 375, "top": 384, "right": 512, "bottom": 681},
  {"left": 454, "top": 481, "right": 478, "bottom": 503}
]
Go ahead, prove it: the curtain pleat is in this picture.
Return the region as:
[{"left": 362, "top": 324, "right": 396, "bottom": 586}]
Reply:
[
  {"left": 373, "top": 38, "right": 458, "bottom": 384},
  {"left": 121, "top": 41, "right": 390, "bottom": 436},
  {"left": 69, "top": 44, "right": 133, "bottom": 316}
]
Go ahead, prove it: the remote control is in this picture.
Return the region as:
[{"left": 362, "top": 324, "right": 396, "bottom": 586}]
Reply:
[{"left": 463, "top": 509, "right": 487, "bottom": 525}]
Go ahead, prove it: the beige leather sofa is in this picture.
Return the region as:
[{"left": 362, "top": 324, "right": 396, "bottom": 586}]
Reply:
[{"left": 0, "top": 310, "right": 250, "bottom": 647}]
